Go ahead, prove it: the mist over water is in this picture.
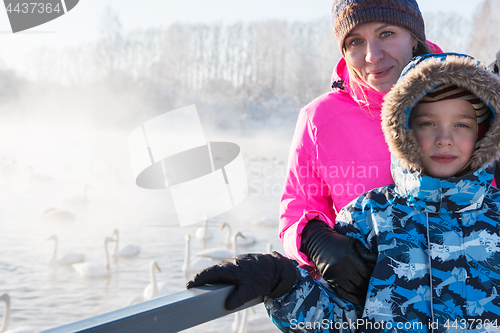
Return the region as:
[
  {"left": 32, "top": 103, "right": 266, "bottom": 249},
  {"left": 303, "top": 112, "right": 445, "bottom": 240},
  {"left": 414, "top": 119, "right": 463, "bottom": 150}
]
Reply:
[{"left": 0, "top": 81, "right": 294, "bottom": 332}]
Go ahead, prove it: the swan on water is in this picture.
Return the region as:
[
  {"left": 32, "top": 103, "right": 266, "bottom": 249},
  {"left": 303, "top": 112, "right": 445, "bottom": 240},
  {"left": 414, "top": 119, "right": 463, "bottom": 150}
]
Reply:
[
  {"left": 47, "top": 235, "right": 84, "bottom": 266},
  {"left": 0, "top": 293, "right": 37, "bottom": 333},
  {"left": 62, "top": 184, "right": 90, "bottom": 207},
  {"left": 43, "top": 208, "right": 76, "bottom": 224},
  {"left": 111, "top": 229, "right": 140, "bottom": 257},
  {"left": 182, "top": 234, "right": 213, "bottom": 274},
  {"left": 266, "top": 243, "right": 273, "bottom": 253},
  {"left": 143, "top": 261, "right": 168, "bottom": 300},
  {"left": 72, "top": 237, "right": 115, "bottom": 278},
  {"left": 28, "top": 166, "right": 53, "bottom": 183},
  {"left": 123, "top": 261, "right": 167, "bottom": 307},
  {"left": 220, "top": 223, "right": 256, "bottom": 247},
  {"left": 195, "top": 215, "right": 213, "bottom": 240},
  {"left": 234, "top": 308, "right": 249, "bottom": 333},
  {"left": 195, "top": 232, "right": 245, "bottom": 260}
]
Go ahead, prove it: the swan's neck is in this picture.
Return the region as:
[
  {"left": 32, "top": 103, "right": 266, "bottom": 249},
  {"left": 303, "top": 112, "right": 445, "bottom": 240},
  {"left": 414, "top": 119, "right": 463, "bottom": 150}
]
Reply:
[
  {"left": 237, "top": 309, "right": 248, "bottom": 333},
  {"left": 182, "top": 238, "right": 190, "bottom": 271},
  {"left": 1, "top": 298, "right": 10, "bottom": 333},
  {"left": 150, "top": 264, "right": 158, "bottom": 292},
  {"left": 112, "top": 235, "right": 119, "bottom": 256},
  {"left": 232, "top": 234, "right": 239, "bottom": 253},
  {"left": 231, "top": 311, "right": 239, "bottom": 332},
  {"left": 224, "top": 225, "right": 232, "bottom": 246},
  {"left": 104, "top": 241, "right": 110, "bottom": 269},
  {"left": 201, "top": 219, "right": 208, "bottom": 238},
  {"left": 50, "top": 238, "right": 58, "bottom": 263}
]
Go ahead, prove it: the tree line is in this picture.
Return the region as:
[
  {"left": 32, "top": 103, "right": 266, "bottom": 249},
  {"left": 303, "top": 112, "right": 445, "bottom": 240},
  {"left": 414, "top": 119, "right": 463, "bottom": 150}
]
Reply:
[{"left": 1, "top": 1, "right": 499, "bottom": 128}]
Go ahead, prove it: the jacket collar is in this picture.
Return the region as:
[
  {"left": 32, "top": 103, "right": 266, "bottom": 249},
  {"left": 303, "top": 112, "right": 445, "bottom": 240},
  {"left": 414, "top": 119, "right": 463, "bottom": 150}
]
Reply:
[
  {"left": 392, "top": 157, "right": 493, "bottom": 214},
  {"left": 332, "top": 58, "right": 386, "bottom": 109}
]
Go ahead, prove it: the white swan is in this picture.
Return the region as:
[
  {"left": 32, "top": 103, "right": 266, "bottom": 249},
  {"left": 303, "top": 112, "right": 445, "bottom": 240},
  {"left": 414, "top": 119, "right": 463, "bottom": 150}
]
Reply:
[
  {"left": 124, "top": 260, "right": 168, "bottom": 307},
  {"left": 0, "top": 293, "right": 37, "bottom": 333},
  {"left": 72, "top": 237, "right": 115, "bottom": 278},
  {"left": 221, "top": 223, "right": 256, "bottom": 247},
  {"left": 195, "top": 215, "right": 213, "bottom": 240},
  {"left": 237, "top": 308, "right": 249, "bottom": 333},
  {"left": 47, "top": 235, "right": 84, "bottom": 266},
  {"left": 111, "top": 229, "right": 140, "bottom": 257},
  {"left": 63, "top": 184, "right": 90, "bottom": 207},
  {"left": 0, "top": 294, "right": 10, "bottom": 333},
  {"left": 143, "top": 261, "right": 168, "bottom": 300},
  {"left": 28, "top": 166, "right": 52, "bottom": 183},
  {"left": 232, "top": 309, "right": 249, "bottom": 333},
  {"left": 266, "top": 243, "right": 273, "bottom": 253},
  {"left": 195, "top": 232, "right": 245, "bottom": 260},
  {"left": 123, "top": 296, "right": 143, "bottom": 307},
  {"left": 182, "top": 234, "right": 214, "bottom": 274},
  {"left": 43, "top": 208, "right": 76, "bottom": 224}
]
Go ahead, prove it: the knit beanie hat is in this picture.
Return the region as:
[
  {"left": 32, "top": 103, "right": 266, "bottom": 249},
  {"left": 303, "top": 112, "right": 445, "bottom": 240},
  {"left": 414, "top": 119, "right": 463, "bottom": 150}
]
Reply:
[
  {"left": 418, "top": 83, "right": 492, "bottom": 141},
  {"left": 332, "top": 0, "right": 426, "bottom": 52}
]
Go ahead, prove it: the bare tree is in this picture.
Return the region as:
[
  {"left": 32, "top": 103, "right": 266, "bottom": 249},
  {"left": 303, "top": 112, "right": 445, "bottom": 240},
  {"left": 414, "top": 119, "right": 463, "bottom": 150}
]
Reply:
[
  {"left": 467, "top": 0, "right": 500, "bottom": 63},
  {"left": 95, "top": 7, "right": 124, "bottom": 76},
  {"left": 423, "top": 11, "right": 470, "bottom": 53}
]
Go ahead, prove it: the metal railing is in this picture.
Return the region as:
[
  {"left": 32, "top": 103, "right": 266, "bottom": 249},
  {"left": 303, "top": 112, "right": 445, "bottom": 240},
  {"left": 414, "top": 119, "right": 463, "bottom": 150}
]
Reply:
[{"left": 40, "top": 285, "right": 263, "bottom": 333}]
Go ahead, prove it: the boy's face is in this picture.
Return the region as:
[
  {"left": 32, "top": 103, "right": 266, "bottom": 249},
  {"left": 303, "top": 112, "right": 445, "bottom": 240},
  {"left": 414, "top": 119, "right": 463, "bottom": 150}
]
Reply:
[{"left": 410, "top": 99, "right": 478, "bottom": 178}]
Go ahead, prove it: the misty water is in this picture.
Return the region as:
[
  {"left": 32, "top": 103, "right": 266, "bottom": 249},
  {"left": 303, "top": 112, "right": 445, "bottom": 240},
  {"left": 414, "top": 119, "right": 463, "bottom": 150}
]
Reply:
[{"left": 0, "top": 117, "right": 292, "bottom": 332}]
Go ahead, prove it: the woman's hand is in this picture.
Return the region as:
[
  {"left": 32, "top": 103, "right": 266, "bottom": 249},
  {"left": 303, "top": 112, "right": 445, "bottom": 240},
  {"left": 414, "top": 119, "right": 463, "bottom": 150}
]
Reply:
[
  {"left": 301, "top": 219, "right": 377, "bottom": 305},
  {"left": 186, "top": 252, "right": 298, "bottom": 310}
]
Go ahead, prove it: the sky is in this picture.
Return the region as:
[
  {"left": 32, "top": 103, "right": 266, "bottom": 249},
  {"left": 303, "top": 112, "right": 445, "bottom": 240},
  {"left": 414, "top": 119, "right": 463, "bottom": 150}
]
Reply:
[{"left": 0, "top": 0, "right": 485, "bottom": 69}]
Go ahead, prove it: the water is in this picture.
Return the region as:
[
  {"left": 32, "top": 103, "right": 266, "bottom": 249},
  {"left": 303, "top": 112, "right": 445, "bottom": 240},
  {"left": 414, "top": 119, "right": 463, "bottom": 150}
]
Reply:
[{"left": 0, "top": 121, "right": 291, "bottom": 332}]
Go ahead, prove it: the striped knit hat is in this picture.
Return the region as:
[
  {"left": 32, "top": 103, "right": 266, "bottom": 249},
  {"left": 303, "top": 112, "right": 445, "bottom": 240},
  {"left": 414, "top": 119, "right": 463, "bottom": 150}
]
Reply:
[
  {"left": 419, "top": 83, "right": 492, "bottom": 140},
  {"left": 332, "top": 0, "right": 426, "bottom": 52}
]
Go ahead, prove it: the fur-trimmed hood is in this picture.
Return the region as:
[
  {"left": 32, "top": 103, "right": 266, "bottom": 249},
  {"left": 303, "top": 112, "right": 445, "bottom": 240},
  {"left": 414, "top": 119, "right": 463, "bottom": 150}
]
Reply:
[{"left": 382, "top": 53, "right": 500, "bottom": 174}]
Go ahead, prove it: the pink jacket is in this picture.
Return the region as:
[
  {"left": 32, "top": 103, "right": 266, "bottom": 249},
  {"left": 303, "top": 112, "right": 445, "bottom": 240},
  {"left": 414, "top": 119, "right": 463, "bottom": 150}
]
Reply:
[{"left": 280, "top": 43, "right": 443, "bottom": 267}]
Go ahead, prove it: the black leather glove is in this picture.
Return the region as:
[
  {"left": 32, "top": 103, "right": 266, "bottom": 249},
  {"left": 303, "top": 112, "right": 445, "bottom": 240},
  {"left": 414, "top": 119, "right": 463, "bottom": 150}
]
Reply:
[
  {"left": 300, "top": 219, "right": 377, "bottom": 305},
  {"left": 186, "top": 251, "right": 298, "bottom": 310}
]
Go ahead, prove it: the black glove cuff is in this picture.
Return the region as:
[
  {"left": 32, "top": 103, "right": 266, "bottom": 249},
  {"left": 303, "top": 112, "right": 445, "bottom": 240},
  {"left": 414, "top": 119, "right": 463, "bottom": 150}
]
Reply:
[{"left": 300, "top": 219, "right": 334, "bottom": 260}]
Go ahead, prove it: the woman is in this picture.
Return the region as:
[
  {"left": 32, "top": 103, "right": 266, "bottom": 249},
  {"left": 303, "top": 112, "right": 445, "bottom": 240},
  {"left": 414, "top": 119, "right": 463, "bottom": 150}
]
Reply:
[
  {"left": 188, "top": 0, "right": 441, "bottom": 313},
  {"left": 281, "top": 0, "right": 441, "bottom": 306}
]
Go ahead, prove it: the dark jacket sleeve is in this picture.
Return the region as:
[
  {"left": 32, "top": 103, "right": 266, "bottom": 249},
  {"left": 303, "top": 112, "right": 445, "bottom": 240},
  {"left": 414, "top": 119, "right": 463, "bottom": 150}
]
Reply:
[{"left": 264, "top": 266, "right": 362, "bottom": 332}]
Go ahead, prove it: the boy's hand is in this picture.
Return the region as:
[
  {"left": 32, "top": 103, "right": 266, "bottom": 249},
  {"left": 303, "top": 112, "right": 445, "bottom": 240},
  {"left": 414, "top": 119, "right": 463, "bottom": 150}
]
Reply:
[
  {"left": 301, "top": 219, "right": 377, "bottom": 305},
  {"left": 186, "top": 252, "right": 298, "bottom": 310}
]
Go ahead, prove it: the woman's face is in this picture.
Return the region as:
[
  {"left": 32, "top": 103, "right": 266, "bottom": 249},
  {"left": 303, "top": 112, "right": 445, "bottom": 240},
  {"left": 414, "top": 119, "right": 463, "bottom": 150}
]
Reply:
[{"left": 343, "top": 22, "right": 417, "bottom": 93}]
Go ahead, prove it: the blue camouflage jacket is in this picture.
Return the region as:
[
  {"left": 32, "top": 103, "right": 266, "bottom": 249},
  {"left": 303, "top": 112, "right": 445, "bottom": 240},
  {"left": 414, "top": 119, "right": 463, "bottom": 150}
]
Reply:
[{"left": 265, "top": 54, "right": 500, "bottom": 332}]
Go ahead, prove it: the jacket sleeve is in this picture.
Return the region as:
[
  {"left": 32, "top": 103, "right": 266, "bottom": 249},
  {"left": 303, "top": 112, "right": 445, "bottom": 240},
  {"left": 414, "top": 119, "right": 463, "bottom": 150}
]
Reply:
[
  {"left": 334, "top": 193, "right": 379, "bottom": 253},
  {"left": 265, "top": 266, "right": 362, "bottom": 332},
  {"left": 279, "top": 106, "right": 337, "bottom": 267}
]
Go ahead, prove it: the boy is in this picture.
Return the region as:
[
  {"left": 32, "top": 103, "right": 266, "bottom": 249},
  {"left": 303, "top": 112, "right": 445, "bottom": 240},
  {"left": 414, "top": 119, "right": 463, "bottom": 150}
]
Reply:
[
  {"left": 264, "top": 53, "right": 500, "bottom": 332},
  {"left": 188, "top": 53, "right": 500, "bottom": 332}
]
